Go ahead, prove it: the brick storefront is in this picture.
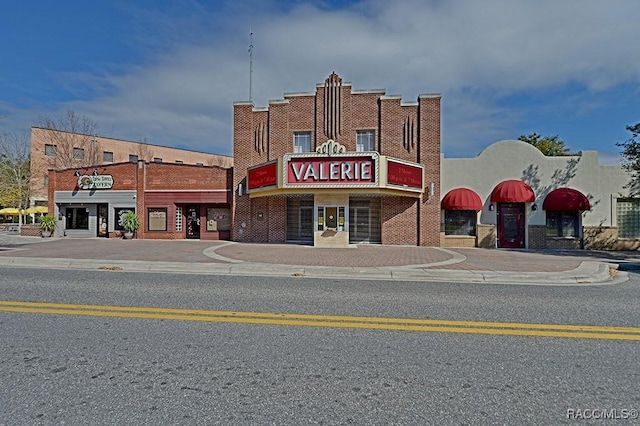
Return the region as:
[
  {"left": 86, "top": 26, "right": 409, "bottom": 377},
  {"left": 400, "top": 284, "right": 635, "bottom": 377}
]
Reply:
[
  {"left": 233, "top": 72, "right": 441, "bottom": 246},
  {"left": 48, "top": 161, "right": 232, "bottom": 240}
]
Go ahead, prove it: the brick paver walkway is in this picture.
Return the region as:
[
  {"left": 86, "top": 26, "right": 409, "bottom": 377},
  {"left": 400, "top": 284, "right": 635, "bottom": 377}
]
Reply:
[{"left": 0, "top": 235, "right": 629, "bottom": 272}]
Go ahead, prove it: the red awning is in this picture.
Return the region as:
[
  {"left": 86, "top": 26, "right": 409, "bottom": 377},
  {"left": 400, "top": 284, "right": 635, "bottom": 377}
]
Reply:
[
  {"left": 441, "top": 188, "right": 483, "bottom": 210},
  {"left": 490, "top": 180, "right": 535, "bottom": 203},
  {"left": 543, "top": 188, "right": 590, "bottom": 211}
]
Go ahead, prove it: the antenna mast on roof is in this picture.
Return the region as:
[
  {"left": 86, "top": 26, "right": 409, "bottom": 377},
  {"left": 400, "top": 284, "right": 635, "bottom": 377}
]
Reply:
[{"left": 248, "top": 27, "right": 254, "bottom": 103}]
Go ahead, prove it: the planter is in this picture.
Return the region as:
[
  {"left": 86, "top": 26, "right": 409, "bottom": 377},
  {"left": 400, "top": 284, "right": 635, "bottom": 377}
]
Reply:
[
  {"left": 123, "top": 231, "right": 134, "bottom": 239},
  {"left": 39, "top": 215, "right": 57, "bottom": 238}
]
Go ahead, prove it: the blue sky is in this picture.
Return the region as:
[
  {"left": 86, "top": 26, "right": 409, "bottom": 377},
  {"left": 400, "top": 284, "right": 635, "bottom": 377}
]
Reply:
[{"left": 1, "top": 0, "right": 638, "bottom": 164}]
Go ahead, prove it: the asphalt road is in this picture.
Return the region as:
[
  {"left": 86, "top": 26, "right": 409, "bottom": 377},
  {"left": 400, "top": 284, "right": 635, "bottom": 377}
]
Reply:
[{"left": 1, "top": 267, "right": 639, "bottom": 425}]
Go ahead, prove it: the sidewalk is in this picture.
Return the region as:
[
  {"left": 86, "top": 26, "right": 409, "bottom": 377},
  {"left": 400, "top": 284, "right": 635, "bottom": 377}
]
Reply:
[{"left": 0, "top": 234, "right": 631, "bottom": 285}]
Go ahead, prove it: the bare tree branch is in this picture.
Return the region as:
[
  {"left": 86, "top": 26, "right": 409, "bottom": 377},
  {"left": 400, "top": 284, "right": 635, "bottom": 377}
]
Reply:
[
  {"left": 36, "top": 110, "right": 101, "bottom": 169},
  {"left": 0, "top": 132, "right": 31, "bottom": 225}
]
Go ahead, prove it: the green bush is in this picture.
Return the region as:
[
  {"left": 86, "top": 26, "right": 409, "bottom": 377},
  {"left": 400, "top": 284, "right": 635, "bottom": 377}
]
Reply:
[
  {"left": 122, "top": 212, "right": 140, "bottom": 233},
  {"left": 40, "top": 215, "right": 57, "bottom": 232}
]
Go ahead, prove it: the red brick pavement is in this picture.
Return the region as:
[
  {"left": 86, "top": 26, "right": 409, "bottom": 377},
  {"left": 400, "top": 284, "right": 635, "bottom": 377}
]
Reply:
[
  {"left": 0, "top": 238, "right": 220, "bottom": 263},
  {"left": 0, "top": 237, "right": 624, "bottom": 272},
  {"left": 214, "top": 243, "right": 453, "bottom": 267}
]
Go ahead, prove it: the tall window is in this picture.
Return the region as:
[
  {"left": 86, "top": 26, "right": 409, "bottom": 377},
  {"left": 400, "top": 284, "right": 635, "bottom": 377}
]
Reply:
[
  {"left": 293, "top": 132, "right": 311, "bottom": 153},
  {"left": 73, "top": 147, "right": 84, "bottom": 160},
  {"left": 356, "top": 130, "right": 375, "bottom": 151},
  {"left": 444, "top": 210, "right": 477, "bottom": 236},
  {"left": 617, "top": 198, "right": 640, "bottom": 238},
  {"left": 45, "top": 144, "right": 57, "bottom": 157},
  {"left": 546, "top": 211, "right": 579, "bottom": 237},
  {"left": 103, "top": 151, "right": 114, "bottom": 162}
]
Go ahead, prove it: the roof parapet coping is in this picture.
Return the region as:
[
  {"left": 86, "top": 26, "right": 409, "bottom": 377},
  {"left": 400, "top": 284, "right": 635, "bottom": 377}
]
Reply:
[
  {"left": 380, "top": 95, "right": 419, "bottom": 106},
  {"left": 268, "top": 99, "right": 290, "bottom": 105},
  {"left": 316, "top": 81, "right": 353, "bottom": 88},
  {"left": 352, "top": 89, "right": 386, "bottom": 95},
  {"left": 284, "top": 91, "right": 315, "bottom": 98},
  {"left": 418, "top": 93, "right": 442, "bottom": 99}
]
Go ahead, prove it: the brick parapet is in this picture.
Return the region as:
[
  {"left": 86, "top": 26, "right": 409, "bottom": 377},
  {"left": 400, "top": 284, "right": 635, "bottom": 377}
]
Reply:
[{"left": 418, "top": 95, "right": 442, "bottom": 246}]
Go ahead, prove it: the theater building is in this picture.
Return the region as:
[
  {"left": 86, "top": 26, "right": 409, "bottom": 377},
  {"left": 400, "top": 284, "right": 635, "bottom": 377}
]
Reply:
[
  {"left": 47, "top": 161, "right": 232, "bottom": 240},
  {"left": 232, "top": 72, "right": 441, "bottom": 247}
]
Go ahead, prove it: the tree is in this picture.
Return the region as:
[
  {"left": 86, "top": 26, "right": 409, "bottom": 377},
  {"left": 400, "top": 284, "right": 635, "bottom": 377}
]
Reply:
[
  {"left": 518, "top": 133, "right": 575, "bottom": 156},
  {"left": 36, "top": 110, "right": 101, "bottom": 169},
  {"left": 616, "top": 122, "right": 640, "bottom": 192},
  {"left": 0, "top": 132, "right": 31, "bottom": 226}
]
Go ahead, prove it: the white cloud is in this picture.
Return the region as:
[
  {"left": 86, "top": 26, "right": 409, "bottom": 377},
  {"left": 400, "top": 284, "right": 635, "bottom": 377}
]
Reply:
[{"left": 13, "top": 0, "right": 639, "bottom": 158}]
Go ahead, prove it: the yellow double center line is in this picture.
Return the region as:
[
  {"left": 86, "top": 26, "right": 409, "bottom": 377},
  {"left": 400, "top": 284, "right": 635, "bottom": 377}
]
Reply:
[{"left": 1, "top": 300, "right": 639, "bottom": 341}]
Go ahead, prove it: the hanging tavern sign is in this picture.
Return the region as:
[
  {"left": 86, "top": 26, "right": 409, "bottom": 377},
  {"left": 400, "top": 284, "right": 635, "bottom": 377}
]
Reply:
[{"left": 77, "top": 175, "right": 114, "bottom": 190}]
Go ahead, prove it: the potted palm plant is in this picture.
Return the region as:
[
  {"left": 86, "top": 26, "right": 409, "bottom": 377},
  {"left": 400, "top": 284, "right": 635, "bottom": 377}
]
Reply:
[
  {"left": 121, "top": 211, "right": 140, "bottom": 239},
  {"left": 40, "top": 214, "right": 57, "bottom": 238}
]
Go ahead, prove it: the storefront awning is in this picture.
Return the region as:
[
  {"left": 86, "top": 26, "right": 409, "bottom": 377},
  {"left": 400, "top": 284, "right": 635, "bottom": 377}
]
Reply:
[
  {"left": 490, "top": 180, "right": 535, "bottom": 203},
  {"left": 543, "top": 188, "right": 590, "bottom": 210},
  {"left": 441, "top": 188, "right": 483, "bottom": 210}
]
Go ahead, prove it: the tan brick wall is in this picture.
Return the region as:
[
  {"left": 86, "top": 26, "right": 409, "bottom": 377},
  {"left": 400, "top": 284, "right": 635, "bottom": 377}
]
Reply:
[
  {"left": 443, "top": 235, "right": 477, "bottom": 248},
  {"left": 477, "top": 224, "right": 496, "bottom": 248},
  {"left": 583, "top": 226, "right": 640, "bottom": 250}
]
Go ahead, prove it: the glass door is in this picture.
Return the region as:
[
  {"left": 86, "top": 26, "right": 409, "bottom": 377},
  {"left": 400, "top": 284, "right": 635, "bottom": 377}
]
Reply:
[
  {"left": 186, "top": 206, "right": 200, "bottom": 239},
  {"left": 299, "top": 207, "right": 313, "bottom": 240},
  {"left": 350, "top": 207, "right": 370, "bottom": 242},
  {"left": 497, "top": 203, "right": 525, "bottom": 248},
  {"left": 97, "top": 203, "right": 108, "bottom": 237}
]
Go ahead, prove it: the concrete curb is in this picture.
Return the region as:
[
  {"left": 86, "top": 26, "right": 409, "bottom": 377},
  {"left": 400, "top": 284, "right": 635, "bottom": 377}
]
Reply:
[{"left": 0, "top": 256, "right": 626, "bottom": 286}]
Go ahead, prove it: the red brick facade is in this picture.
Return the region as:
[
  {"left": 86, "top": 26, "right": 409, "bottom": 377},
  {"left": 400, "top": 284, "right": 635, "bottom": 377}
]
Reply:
[
  {"left": 233, "top": 72, "right": 441, "bottom": 246},
  {"left": 48, "top": 161, "right": 231, "bottom": 240}
]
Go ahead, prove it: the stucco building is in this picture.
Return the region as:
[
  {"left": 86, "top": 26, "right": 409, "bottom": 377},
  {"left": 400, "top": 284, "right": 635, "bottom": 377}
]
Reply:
[{"left": 440, "top": 140, "right": 636, "bottom": 250}]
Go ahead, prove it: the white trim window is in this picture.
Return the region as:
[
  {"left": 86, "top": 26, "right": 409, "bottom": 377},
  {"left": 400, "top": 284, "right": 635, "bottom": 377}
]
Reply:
[
  {"left": 356, "top": 130, "right": 375, "bottom": 152},
  {"left": 293, "top": 132, "right": 311, "bottom": 153}
]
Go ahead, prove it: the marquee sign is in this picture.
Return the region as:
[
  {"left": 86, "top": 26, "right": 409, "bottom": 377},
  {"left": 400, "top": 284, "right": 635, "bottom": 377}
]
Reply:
[
  {"left": 386, "top": 159, "right": 423, "bottom": 190},
  {"left": 247, "top": 160, "right": 278, "bottom": 191},
  {"left": 283, "top": 153, "right": 379, "bottom": 188},
  {"left": 77, "top": 175, "right": 114, "bottom": 190}
]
